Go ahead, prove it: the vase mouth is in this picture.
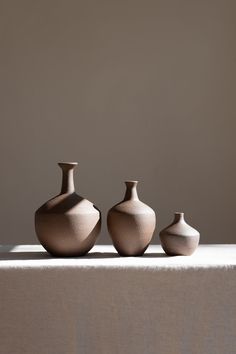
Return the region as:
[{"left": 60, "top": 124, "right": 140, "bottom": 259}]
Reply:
[
  {"left": 58, "top": 162, "right": 78, "bottom": 166},
  {"left": 125, "top": 180, "right": 138, "bottom": 184},
  {"left": 58, "top": 162, "right": 78, "bottom": 174},
  {"left": 175, "top": 212, "right": 184, "bottom": 216}
]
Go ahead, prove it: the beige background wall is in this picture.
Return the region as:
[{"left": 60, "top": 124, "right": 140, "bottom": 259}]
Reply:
[{"left": 0, "top": 0, "right": 235, "bottom": 245}]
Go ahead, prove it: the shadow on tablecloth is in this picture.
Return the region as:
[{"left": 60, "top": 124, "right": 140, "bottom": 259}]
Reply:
[{"left": 0, "top": 251, "right": 167, "bottom": 260}]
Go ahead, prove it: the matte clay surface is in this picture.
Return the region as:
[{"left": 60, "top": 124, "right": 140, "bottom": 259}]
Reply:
[
  {"left": 35, "top": 163, "right": 101, "bottom": 256},
  {"left": 159, "top": 212, "right": 200, "bottom": 256},
  {"left": 107, "top": 181, "right": 156, "bottom": 256}
]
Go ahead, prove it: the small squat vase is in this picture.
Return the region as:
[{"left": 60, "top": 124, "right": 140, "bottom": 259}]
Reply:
[
  {"left": 107, "top": 181, "right": 156, "bottom": 256},
  {"left": 35, "top": 162, "right": 101, "bottom": 257},
  {"left": 159, "top": 212, "right": 200, "bottom": 256}
]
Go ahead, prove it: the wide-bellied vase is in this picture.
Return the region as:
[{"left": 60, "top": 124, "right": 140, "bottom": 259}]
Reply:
[
  {"left": 35, "top": 162, "right": 101, "bottom": 257},
  {"left": 107, "top": 181, "right": 156, "bottom": 256},
  {"left": 159, "top": 212, "right": 200, "bottom": 256}
]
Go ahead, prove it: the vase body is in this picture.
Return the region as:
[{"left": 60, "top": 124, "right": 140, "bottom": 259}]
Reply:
[
  {"left": 159, "top": 213, "right": 200, "bottom": 256},
  {"left": 35, "top": 162, "right": 101, "bottom": 257},
  {"left": 107, "top": 181, "right": 156, "bottom": 256}
]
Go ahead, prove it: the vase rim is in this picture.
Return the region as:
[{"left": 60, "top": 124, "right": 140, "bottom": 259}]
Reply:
[
  {"left": 125, "top": 180, "right": 138, "bottom": 184},
  {"left": 58, "top": 162, "right": 78, "bottom": 166}
]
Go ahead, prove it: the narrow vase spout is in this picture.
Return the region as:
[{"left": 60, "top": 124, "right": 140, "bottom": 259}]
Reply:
[
  {"left": 124, "top": 181, "right": 139, "bottom": 201},
  {"left": 174, "top": 212, "right": 185, "bottom": 223},
  {"left": 58, "top": 162, "right": 78, "bottom": 194}
]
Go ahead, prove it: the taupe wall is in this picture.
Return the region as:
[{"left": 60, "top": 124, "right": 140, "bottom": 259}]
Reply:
[{"left": 0, "top": 0, "right": 235, "bottom": 244}]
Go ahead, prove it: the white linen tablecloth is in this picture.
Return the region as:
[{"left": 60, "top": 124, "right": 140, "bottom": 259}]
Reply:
[{"left": 0, "top": 244, "right": 236, "bottom": 354}]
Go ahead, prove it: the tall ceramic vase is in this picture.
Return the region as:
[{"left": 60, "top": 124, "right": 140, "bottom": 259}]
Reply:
[
  {"left": 35, "top": 162, "right": 101, "bottom": 257},
  {"left": 159, "top": 212, "right": 200, "bottom": 256},
  {"left": 107, "top": 181, "right": 156, "bottom": 256}
]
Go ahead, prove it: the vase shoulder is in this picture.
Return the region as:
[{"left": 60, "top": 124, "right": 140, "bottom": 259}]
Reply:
[
  {"left": 36, "top": 192, "right": 100, "bottom": 215},
  {"left": 160, "top": 221, "right": 199, "bottom": 237},
  {"left": 110, "top": 199, "right": 155, "bottom": 215}
]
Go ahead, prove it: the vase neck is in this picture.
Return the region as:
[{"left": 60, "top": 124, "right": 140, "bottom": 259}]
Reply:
[
  {"left": 124, "top": 181, "right": 139, "bottom": 201},
  {"left": 174, "top": 212, "right": 185, "bottom": 223},
  {"left": 58, "top": 162, "right": 77, "bottom": 194}
]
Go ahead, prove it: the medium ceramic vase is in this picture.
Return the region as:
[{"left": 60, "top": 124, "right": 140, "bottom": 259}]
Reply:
[
  {"left": 35, "top": 162, "right": 101, "bottom": 257},
  {"left": 107, "top": 181, "right": 156, "bottom": 256},
  {"left": 159, "top": 212, "right": 200, "bottom": 256}
]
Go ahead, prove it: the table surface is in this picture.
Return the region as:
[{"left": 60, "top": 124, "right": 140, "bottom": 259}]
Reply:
[
  {"left": 0, "top": 244, "right": 235, "bottom": 269},
  {"left": 1, "top": 244, "right": 236, "bottom": 354}
]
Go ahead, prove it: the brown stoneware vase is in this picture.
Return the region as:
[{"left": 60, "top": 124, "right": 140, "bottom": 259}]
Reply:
[
  {"left": 35, "top": 162, "right": 101, "bottom": 257},
  {"left": 107, "top": 181, "right": 156, "bottom": 256},
  {"left": 159, "top": 212, "right": 200, "bottom": 256}
]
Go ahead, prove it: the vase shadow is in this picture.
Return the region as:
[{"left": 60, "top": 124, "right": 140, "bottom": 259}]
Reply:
[
  {"left": 0, "top": 251, "right": 168, "bottom": 260},
  {"left": 142, "top": 252, "right": 168, "bottom": 258},
  {"left": 82, "top": 252, "right": 168, "bottom": 259},
  {"left": 77, "top": 252, "right": 120, "bottom": 259}
]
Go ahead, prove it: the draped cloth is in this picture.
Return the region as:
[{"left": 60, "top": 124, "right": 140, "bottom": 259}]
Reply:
[{"left": 0, "top": 244, "right": 236, "bottom": 354}]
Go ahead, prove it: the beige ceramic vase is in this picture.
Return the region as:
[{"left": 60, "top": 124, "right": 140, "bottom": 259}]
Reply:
[
  {"left": 159, "top": 212, "right": 200, "bottom": 256},
  {"left": 35, "top": 162, "right": 101, "bottom": 257},
  {"left": 107, "top": 181, "right": 156, "bottom": 256}
]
